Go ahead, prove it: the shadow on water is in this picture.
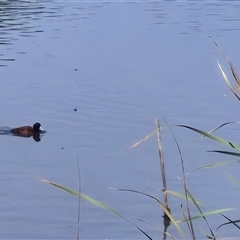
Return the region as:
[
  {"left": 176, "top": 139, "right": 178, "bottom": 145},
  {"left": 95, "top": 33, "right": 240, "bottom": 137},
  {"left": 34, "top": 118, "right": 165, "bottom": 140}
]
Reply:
[{"left": 0, "top": 126, "right": 45, "bottom": 142}]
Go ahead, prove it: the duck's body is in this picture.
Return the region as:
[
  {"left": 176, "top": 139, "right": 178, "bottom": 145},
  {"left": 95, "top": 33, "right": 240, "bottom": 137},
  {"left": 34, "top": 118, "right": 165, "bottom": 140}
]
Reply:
[{"left": 11, "top": 122, "right": 45, "bottom": 138}]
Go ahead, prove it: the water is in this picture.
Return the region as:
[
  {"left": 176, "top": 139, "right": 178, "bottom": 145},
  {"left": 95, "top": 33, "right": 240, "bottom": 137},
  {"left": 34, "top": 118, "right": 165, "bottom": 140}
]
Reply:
[{"left": 1, "top": 1, "right": 240, "bottom": 239}]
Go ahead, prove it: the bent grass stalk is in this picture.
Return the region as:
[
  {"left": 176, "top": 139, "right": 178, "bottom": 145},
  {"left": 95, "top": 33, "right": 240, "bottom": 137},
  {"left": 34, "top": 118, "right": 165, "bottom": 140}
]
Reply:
[
  {"left": 37, "top": 177, "right": 153, "bottom": 240},
  {"left": 155, "top": 119, "right": 171, "bottom": 239},
  {"left": 210, "top": 36, "right": 240, "bottom": 92},
  {"left": 164, "top": 119, "right": 196, "bottom": 239}
]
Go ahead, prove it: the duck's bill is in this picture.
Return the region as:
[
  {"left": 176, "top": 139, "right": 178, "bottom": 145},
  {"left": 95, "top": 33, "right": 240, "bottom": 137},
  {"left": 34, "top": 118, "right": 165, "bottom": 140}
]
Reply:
[{"left": 39, "top": 126, "right": 46, "bottom": 133}]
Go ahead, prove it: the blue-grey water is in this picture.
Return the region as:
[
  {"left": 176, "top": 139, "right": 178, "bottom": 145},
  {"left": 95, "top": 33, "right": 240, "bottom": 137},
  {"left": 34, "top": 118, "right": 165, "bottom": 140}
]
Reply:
[{"left": 1, "top": 1, "right": 240, "bottom": 239}]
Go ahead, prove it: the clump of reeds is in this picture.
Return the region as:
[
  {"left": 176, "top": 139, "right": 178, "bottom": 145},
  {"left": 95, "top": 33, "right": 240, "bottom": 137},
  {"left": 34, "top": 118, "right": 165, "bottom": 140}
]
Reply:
[{"left": 36, "top": 38, "right": 240, "bottom": 240}]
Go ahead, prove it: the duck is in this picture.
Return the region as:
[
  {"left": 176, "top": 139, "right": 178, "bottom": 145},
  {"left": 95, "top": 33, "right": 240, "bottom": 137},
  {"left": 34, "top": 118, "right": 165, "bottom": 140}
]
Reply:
[{"left": 11, "top": 122, "right": 45, "bottom": 138}]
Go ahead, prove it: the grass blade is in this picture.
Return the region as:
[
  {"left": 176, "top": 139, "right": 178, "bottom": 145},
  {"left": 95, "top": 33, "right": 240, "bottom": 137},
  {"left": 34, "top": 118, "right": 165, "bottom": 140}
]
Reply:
[
  {"left": 217, "top": 61, "right": 240, "bottom": 101},
  {"left": 210, "top": 36, "right": 240, "bottom": 88},
  {"left": 37, "top": 178, "right": 153, "bottom": 240},
  {"left": 180, "top": 204, "right": 191, "bottom": 237},
  {"left": 179, "top": 182, "right": 215, "bottom": 238},
  {"left": 217, "top": 214, "right": 240, "bottom": 231},
  {"left": 189, "top": 160, "right": 237, "bottom": 174},
  {"left": 198, "top": 121, "right": 237, "bottom": 140},
  {"left": 165, "top": 119, "right": 196, "bottom": 239},
  {"left": 166, "top": 190, "right": 206, "bottom": 206},
  {"left": 209, "top": 150, "right": 240, "bottom": 157},
  {"left": 225, "top": 172, "right": 240, "bottom": 187},
  {"left": 178, "top": 209, "right": 234, "bottom": 222},
  {"left": 134, "top": 217, "right": 177, "bottom": 240},
  {"left": 178, "top": 125, "right": 240, "bottom": 150},
  {"left": 130, "top": 129, "right": 158, "bottom": 148}
]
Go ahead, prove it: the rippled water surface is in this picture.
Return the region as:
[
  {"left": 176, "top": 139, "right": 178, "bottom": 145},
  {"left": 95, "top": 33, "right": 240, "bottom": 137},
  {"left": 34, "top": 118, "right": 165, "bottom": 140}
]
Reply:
[{"left": 1, "top": 1, "right": 240, "bottom": 239}]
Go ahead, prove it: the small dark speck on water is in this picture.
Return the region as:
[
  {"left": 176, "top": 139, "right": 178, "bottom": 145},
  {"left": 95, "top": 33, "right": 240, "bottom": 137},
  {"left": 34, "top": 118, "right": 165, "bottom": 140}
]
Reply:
[
  {"left": 74, "top": 108, "right": 77, "bottom": 111},
  {"left": 61, "top": 147, "right": 64, "bottom": 149},
  {"left": 74, "top": 68, "right": 77, "bottom": 71}
]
